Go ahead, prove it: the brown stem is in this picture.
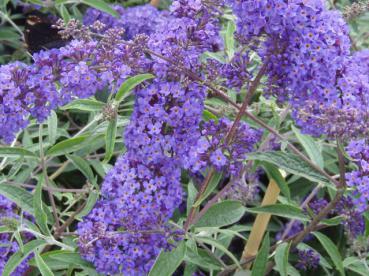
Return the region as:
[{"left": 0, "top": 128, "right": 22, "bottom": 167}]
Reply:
[
  {"left": 280, "top": 184, "right": 321, "bottom": 240},
  {"left": 54, "top": 201, "right": 87, "bottom": 238},
  {"left": 292, "top": 188, "right": 344, "bottom": 246},
  {"left": 193, "top": 107, "right": 290, "bottom": 226},
  {"left": 184, "top": 168, "right": 215, "bottom": 231},
  {"left": 336, "top": 138, "right": 347, "bottom": 189},
  {"left": 2, "top": 181, "right": 89, "bottom": 193},
  {"left": 42, "top": 201, "right": 87, "bottom": 253},
  {"left": 49, "top": 161, "right": 70, "bottom": 180},
  {"left": 292, "top": 139, "right": 346, "bottom": 245},
  {"left": 224, "top": 61, "right": 268, "bottom": 145},
  {"left": 184, "top": 62, "right": 269, "bottom": 231}
]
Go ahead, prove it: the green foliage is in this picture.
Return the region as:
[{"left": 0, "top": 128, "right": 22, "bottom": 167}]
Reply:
[
  {"left": 274, "top": 242, "right": 290, "bottom": 276},
  {"left": 149, "top": 241, "right": 186, "bottom": 276},
  {"left": 195, "top": 200, "right": 245, "bottom": 228},
  {"left": 0, "top": 1, "right": 368, "bottom": 275},
  {"left": 251, "top": 234, "right": 270, "bottom": 276}
]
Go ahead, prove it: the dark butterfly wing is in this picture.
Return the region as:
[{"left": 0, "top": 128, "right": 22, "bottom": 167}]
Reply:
[{"left": 24, "top": 12, "right": 66, "bottom": 54}]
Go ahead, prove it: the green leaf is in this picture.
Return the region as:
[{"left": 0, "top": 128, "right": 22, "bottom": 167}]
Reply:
[
  {"left": 245, "top": 204, "right": 309, "bottom": 221},
  {"left": 76, "top": 192, "right": 99, "bottom": 219},
  {"left": 60, "top": 99, "right": 105, "bottom": 112},
  {"left": 262, "top": 163, "right": 290, "bottom": 200},
  {"left": 313, "top": 232, "right": 345, "bottom": 276},
  {"left": 183, "top": 263, "right": 198, "bottom": 276},
  {"left": 67, "top": 155, "right": 96, "bottom": 187},
  {"left": 187, "top": 181, "right": 197, "bottom": 216},
  {"left": 0, "top": 185, "right": 34, "bottom": 215},
  {"left": 203, "top": 110, "right": 218, "bottom": 122},
  {"left": 251, "top": 234, "right": 270, "bottom": 276},
  {"left": 194, "top": 172, "right": 222, "bottom": 207},
  {"left": 3, "top": 239, "right": 46, "bottom": 276},
  {"left": 247, "top": 151, "right": 330, "bottom": 185},
  {"left": 225, "top": 21, "right": 236, "bottom": 60},
  {"left": 47, "top": 111, "right": 58, "bottom": 145},
  {"left": 59, "top": 4, "right": 71, "bottom": 23},
  {"left": 320, "top": 216, "right": 344, "bottom": 226},
  {"left": 202, "top": 51, "right": 226, "bottom": 63},
  {"left": 104, "top": 117, "right": 117, "bottom": 162},
  {"left": 274, "top": 242, "right": 290, "bottom": 276},
  {"left": 196, "top": 237, "right": 241, "bottom": 269},
  {"left": 34, "top": 179, "right": 49, "bottom": 235},
  {"left": 0, "top": 147, "right": 37, "bottom": 158},
  {"left": 29, "top": 250, "right": 95, "bottom": 271},
  {"left": 292, "top": 126, "right": 324, "bottom": 168},
  {"left": 195, "top": 227, "right": 246, "bottom": 241},
  {"left": 185, "top": 245, "right": 222, "bottom": 271},
  {"left": 287, "top": 264, "right": 301, "bottom": 276},
  {"left": 0, "top": 29, "right": 19, "bottom": 40},
  {"left": 35, "top": 252, "right": 54, "bottom": 276},
  {"left": 149, "top": 241, "right": 186, "bottom": 276},
  {"left": 195, "top": 200, "right": 245, "bottom": 228},
  {"left": 14, "top": 231, "right": 24, "bottom": 254},
  {"left": 343, "top": 257, "right": 369, "bottom": 276},
  {"left": 115, "top": 74, "right": 155, "bottom": 103},
  {"left": 46, "top": 136, "right": 88, "bottom": 156},
  {"left": 0, "top": 226, "right": 12, "bottom": 234},
  {"left": 81, "top": 0, "right": 119, "bottom": 17}
]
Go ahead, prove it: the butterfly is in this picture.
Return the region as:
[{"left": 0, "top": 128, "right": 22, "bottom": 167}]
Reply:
[{"left": 24, "top": 10, "right": 66, "bottom": 54}]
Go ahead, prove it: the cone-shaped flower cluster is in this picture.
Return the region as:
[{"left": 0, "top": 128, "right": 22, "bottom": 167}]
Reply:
[{"left": 77, "top": 1, "right": 223, "bottom": 274}]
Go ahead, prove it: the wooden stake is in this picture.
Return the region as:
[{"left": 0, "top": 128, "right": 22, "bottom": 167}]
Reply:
[
  {"left": 150, "top": 0, "right": 160, "bottom": 7},
  {"left": 241, "top": 179, "right": 281, "bottom": 269}
]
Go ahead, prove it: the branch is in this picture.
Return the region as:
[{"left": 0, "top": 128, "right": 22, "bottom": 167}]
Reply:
[
  {"left": 184, "top": 62, "right": 269, "bottom": 231},
  {"left": 1, "top": 181, "right": 89, "bottom": 194}
]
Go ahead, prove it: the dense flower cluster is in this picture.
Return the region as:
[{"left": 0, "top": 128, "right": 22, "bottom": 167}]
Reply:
[
  {"left": 296, "top": 249, "right": 320, "bottom": 271},
  {"left": 0, "top": 62, "right": 57, "bottom": 143},
  {"left": 0, "top": 34, "right": 144, "bottom": 143},
  {"left": 227, "top": 0, "right": 352, "bottom": 137},
  {"left": 78, "top": 1, "right": 223, "bottom": 274},
  {"left": 346, "top": 140, "right": 369, "bottom": 213},
  {"left": 0, "top": 195, "right": 33, "bottom": 275},
  {"left": 83, "top": 4, "right": 169, "bottom": 39},
  {"left": 335, "top": 195, "right": 365, "bottom": 238},
  {"left": 185, "top": 118, "right": 262, "bottom": 176},
  {"left": 296, "top": 50, "right": 369, "bottom": 138}
]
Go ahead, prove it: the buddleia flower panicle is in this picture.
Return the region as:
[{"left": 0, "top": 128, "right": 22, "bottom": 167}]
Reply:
[
  {"left": 78, "top": 1, "right": 223, "bottom": 274},
  {"left": 227, "top": 0, "right": 354, "bottom": 138}
]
